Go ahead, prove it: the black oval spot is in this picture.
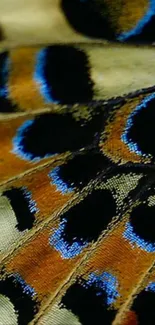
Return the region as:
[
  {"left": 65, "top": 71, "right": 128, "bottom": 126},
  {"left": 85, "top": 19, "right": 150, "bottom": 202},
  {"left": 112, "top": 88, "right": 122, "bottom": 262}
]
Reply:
[
  {"left": 3, "top": 188, "right": 36, "bottom": 231},
  {"left": 127, "top": 97, "right": 155, "bottom": 157},
  {"left": 61, "top": 0, "right": 115, "bottom": 39},
  {"left": 132, "top": 290, "right": 155, "bottom": 325},
  {"left": 57, "top": 152, "right": 109, "bottom": 189},
  {"left": 43, "top": 46, "right": 94, "bottom": 104},
  {"left": 17, "top": 112, "right": 103, "bottom": 160},
  {"left": 129, "top": 203, "right": 155, "bottom": 243},
  {"left": 61, "top": 188, "right": 116, "bottom": 244},
  {"left": 0, "top": 275, "right": 39, "bottom": 325},
  {"left": 61, "top": 279, "right": 116, "bottom": 325}
]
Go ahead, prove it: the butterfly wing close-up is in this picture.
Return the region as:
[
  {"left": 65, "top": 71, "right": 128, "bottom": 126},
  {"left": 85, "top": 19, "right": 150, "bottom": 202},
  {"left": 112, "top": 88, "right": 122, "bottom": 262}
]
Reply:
[{"left": 0, "top": 1, "right": 155, "bottom": 324}]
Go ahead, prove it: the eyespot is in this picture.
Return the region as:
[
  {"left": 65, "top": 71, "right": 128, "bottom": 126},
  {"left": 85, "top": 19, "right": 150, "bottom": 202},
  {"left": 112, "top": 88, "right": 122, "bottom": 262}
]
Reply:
[
  {"left": 50, "top": 188, "right": 116, "bottom": 258},
  {"left": 49, "top": 152, "right": 109, "bottom": 193},
  {"left": 34, "top": 46, "right": 94, "bottom": 104},
  {"left": 59, "top": 272, "right": 117, "bottom": 325},
  {"left": 12, "top": 112, "right": 103, "bottom": 162}
]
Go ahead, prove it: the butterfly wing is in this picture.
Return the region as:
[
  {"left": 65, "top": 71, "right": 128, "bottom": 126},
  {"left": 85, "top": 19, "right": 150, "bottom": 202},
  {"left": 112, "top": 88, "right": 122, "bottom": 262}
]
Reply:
[{"left": 0, "top": 1, "right": 155, "bottom": 324}]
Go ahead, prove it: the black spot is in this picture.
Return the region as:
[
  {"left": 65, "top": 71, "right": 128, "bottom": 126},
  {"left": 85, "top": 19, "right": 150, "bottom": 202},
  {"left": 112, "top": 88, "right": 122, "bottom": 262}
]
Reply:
[
  {"left": 18, "top": 112, "right": 103, "bottom": 159},
  {"left": 4, "top": 188, "right": 36, "bottom": 231},
  {"left": 61, "top": 279, "right": 116, "bottom": 325},
  {"left": 132, "top": 290, "right": 155, "bottom": 325},
  {"left": 0, "top": 275, "right": 39, "bottom": 325},
  {"left": 61, "top": 0, "right": 115, "bottom": 39},
  {"left": 127, "top": 97, "right": 155, "bottom": 157},
  {"left": 61, "top": 188, "right": 116, "bottom": 244},
  {"left": 0, "top": 52, "right": 17, "bottom": 113},
  {"left": 43, "top": 46, "right": 94, "bottom": 103},
  {"left": 129, "top": 203, "right": 155, "bottom": 243},
  {"left": 57, "top": 152, "right": 109, "bottom": 189},
  {"left": 127, "top": 15, "right": 155, "bottom": 43}
]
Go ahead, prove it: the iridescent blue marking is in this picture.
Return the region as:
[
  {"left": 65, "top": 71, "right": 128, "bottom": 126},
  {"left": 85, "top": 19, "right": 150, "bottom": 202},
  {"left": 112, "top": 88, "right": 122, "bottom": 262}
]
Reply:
[
  {"left": 12, "top": 119, "right": 57, "bottom": 162},
  {"left": 0, "top": 56, "right": 10, "bottom": 98},
  {"left": 34, "top": 48, "right": 59, "bottom": 104},
  {"left": 123, "top": 221, "right": 155, "bottom": 252},
  {"left": 14, "top": 274, "right": 36, "bottom": 297},
  {"left": 12, "top": 120, "right": 37, "bottom": 161},
  {"left": 121, "top": 93, "right": 155, "bottom": 158},
  {"left": 49, "top": 218, "right": 88, "bottom": 259},
  {"left": 22, "top": 186, "right": 39, "bottom": 214},
  {"left": 49, "top": 167, "right": 74, "bottom": 194},
  {"left": 82, "top": 272, "right": 119, "bottom": 306},
  {"left": 118, "top": 0, "right": 155, "bottom": 41},
  {"left": 146, "top": 282, "right": 155, "bottom": 292}
]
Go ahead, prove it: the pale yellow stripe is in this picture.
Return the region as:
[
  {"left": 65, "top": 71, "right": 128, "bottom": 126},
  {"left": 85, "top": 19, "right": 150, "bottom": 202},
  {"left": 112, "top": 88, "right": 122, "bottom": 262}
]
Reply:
[
  {"left": 0, "top": 0, "right": 88, "bottom": 47},
  {"left": 83, "top": 44, "right": 155, "bottom": 100}
]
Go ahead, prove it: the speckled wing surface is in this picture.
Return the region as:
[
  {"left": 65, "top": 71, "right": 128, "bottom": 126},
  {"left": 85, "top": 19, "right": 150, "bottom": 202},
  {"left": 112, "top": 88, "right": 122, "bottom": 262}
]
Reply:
[{"left": 0, "top": 1, "right": 155, "bottom": 325}]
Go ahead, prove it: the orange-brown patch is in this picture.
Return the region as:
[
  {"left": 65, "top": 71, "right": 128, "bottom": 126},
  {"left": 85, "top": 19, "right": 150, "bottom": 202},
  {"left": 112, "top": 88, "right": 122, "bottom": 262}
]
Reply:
[
  {"left": 118, "top": 0, "right": 149, "bottom": 33},
  {"left": 102, "top": 0, "right": 148, "bottom": 33},
  {"left": 100, "top": 96, "right": 150, "bottom": 164},
  {"left": 9, "top": 48, "right": 48, "bottom": 111},
  {"left": 13, "top": 165, "right": 73, "bottom": 221},
  {"left": 6, "top": 224, "right": 85, "bottom": 299}
]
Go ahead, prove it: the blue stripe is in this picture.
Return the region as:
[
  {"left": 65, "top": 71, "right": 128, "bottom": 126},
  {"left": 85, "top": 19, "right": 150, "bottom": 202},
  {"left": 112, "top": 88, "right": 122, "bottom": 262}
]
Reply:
[{"left": 34, "top": 48, "right": 59, "bottom": 104}]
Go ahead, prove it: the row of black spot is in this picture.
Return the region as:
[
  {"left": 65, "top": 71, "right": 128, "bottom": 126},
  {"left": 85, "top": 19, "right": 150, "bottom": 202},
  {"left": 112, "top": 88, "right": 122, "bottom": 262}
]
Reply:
[
  {"left": 0, "top": 272, "right": 116, "bottom": 325},
  {"left": 5, "top": 157, "right": 155, "bottom": 248},
  {"left": 58, "top": 274, "right": 155, "bottom": 325},
  {"left": 11, "top": 93, "right": 155, "bottom": 164},
  {"left": 1, "top": 270, "right": 155, "bottom": 325}
]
